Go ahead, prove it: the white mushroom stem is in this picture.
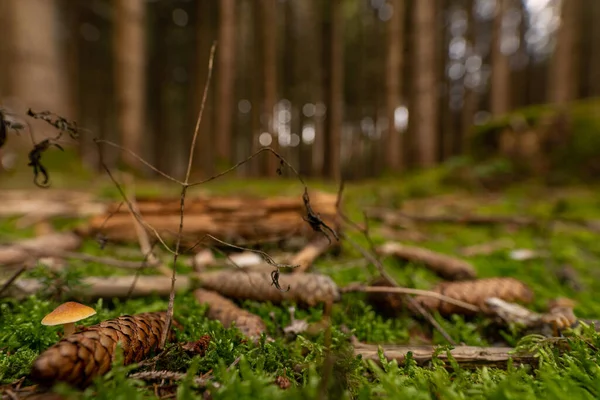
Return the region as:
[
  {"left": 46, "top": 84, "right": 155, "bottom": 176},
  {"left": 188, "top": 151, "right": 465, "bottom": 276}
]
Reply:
[{"left": 63, "top": 322, "right": 76, "bottom": 336}]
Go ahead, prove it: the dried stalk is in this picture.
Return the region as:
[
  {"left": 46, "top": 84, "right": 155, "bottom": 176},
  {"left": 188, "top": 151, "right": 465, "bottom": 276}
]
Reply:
[
  {"left": 194, "top": 289, "right": 267, "bottom": 338},
  {"left": 30, "top": 312, "right": 173, "bottom": 388},
  {"left": 160, "top": 42, "right": 217, "bottom": 349},
  {"left": 378, "top": 241, "right": 476, "bottom": 280},
  {"left": 343, "top": 283, "right": 480, "bottom": 313}
]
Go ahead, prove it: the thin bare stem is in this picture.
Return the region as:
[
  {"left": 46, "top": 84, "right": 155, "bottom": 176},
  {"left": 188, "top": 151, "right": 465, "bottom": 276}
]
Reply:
[
  {"left": 407, "top": 296, "right": 457, "bottom": 345},
  {"left": 160, "top": 42, "right": 217, "bottom": 349},
  {"left": 185, "top": 43, "right": 216, "bottom": 183},
  {"left": 94, "top": 139, "right": 183, "bottom": 185},
  {"left": 335, "top": 181, "right": 457, "bottom": 344},
  {"left": 188, "top": 147, "right": 306, "bottom": 188}
]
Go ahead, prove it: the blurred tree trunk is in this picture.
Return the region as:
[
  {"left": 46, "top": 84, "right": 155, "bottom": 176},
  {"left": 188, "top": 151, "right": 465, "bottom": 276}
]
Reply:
[
  {"left": 461, "top": 0, "right": 478, "bottom": 152},
  {"left": 385, "top": 0, "right": 404, "bottom": 171},
  {"left": 1, "top": 0, "right": 71, "bottom": 139},
  {"left": 194, "top": 1, "right": 216, "bottom": 178},
  {"left": 114, "top": 0, "right": 146, "bottom": 170},
  {"left": 549, "top": 0, "right": 581, "bottom": 105},
  {"left": 412, "top": 0, "right": 438, "bottom": 167},
  {"left": 290, "top": 0, "right": 317, "bottom": 177},
  {"left": 235, "top": 0, "right": 254, "bottom": 177},
  {"left": 323, "top": 0, "right": 343, "bottom": 181},
  {"left": 490, "top": 0, "right": 510, "bottom": 116},
  {"left": 585, "top": 0, "right": 600, "bottom": 96},
  {"left": 215, "top": 0, "right": 236, "bottom": 165},
  {"left": 438, "top": 0, "right": 453, "bottom": 161},
  {"left": 260, "top": 0, "right": 278, "bottom": 177},
  {"left": 0, "top": 1, "right": 10, "bottom": 99}
]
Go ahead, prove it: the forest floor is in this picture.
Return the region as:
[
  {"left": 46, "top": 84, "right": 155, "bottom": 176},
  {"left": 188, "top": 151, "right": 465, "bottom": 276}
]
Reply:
[{"left": 2, "top": 172, "right": 600, "bottom": 399}]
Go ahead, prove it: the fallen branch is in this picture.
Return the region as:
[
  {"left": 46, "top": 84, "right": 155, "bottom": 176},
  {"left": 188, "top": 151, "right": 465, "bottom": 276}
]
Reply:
[
  {"left": 291, "top": 237, "right": 332, "bottom": 273},
  {"left": 0, "top": 190, "right": 106, "bottom": 221},
  {"left": 354, "top": 341, "right": 536, "bottom": 369},
  {"left": 82, "top": 192, "right": 339, "bottom": 248},
  {"left": 0, "top": 232, "right": 82, "bottom": 266},
  {"left": 2, "top": 275, "right": 192, "bottom": 300},
  {"left": 194, "top": 289, "right": 267, "bottom": 338},
  {"left": 367, "top": 208, "right": 534, "bottom": 227},
  {"left": 30, "top": 312, "right": 174, "bottom": 388},
  {"left": 378, "top": 242, "right": 476, "bottom": 281},
  {"left": 367, "top": 208, "right": 600, "bottom": 233}
]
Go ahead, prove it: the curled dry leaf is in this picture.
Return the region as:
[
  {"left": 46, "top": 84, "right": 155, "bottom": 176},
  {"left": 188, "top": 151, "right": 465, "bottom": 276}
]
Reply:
[
  {"left": 378, "top": 242, "right": 476, "bottom": 281},
  {"left": 30, "top": 312, "right": 173, "bottom": 388},
  {"left": 415, "top": 277, "right": 534, "bottom": 316},
  {"left": 194, "top": 289, "right": 266, "bottom": 338},
  {"left": 197, "top": 270, "right": 340, "bottom": 307}
]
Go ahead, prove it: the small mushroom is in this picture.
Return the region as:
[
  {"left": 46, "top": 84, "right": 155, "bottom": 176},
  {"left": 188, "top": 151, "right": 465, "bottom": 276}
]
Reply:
[{"left": 41, "top": 301, "right": 97, "bottom": 336}]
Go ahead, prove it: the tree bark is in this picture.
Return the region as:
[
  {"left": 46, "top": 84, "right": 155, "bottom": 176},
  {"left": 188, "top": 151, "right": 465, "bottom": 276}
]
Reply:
[
  {"left": 260, "top": 0, "right": 279, "bottom": 176},
  {"left": 490, "top": 0, "right": 511, "bottom": 116},
  {"left": 324, "top": 0, "right": 343, "bottom": 181},
  {"left": 412, "top": 0, "right": 438, "bottom": 167},
  {"left": 114, "top": 0, "right": 146, "bottom": 171},
  {"left": 215, "top": 0, "right": 236, "bottom": 164},
  {"left": 549, "top": 0, "right": 581, "bottom": 105},
  {"left": 385, "top": 0, "right": 405, "bottom": 171}
]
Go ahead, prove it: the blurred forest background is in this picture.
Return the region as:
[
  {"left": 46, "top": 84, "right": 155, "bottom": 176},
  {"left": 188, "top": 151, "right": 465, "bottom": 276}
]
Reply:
[{"left": 0, "top": 0, "right": 596, "bottom": 182}]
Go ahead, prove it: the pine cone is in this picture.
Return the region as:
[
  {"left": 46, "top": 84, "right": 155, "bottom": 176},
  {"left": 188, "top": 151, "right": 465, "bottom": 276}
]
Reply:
[
  {"left": 194, "top": 289, "right": 266, "bottom": 338},
  {"left": 197, "top": 271, "right": 340, "bottom": 307},
  {"left": 30, "top": 312, "right": 172, "bottom": 388},
  {"left": 415, "top": 277, "right": 534, "bottom": 315}
]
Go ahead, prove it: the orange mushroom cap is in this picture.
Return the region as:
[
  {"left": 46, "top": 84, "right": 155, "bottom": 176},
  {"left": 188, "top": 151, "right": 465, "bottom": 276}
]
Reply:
[{"left": 41, "top": 302, "right": 97, "bottom": 326}]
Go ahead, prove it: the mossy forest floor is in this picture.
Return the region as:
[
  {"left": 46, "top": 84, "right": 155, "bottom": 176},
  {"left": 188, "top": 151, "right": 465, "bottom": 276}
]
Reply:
[{"left": 2, "top": 171, "right": 600, "bottom": 399}]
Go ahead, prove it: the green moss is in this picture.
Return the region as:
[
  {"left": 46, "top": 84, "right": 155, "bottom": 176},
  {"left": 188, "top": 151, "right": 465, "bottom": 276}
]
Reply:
[{"left": 3, "top": 179, "right": 600, "bottom": 397}]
